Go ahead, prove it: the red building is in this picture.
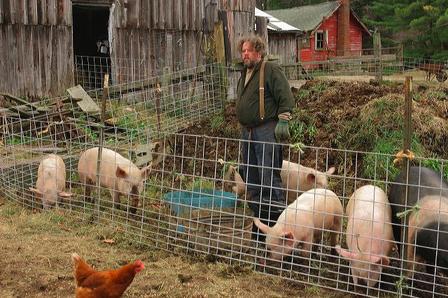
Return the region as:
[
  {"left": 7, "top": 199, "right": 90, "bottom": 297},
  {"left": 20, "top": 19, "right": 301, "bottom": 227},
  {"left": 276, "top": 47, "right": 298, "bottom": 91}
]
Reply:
[{"left": 267, "top": 0, "right": 370, "bottom": 65}]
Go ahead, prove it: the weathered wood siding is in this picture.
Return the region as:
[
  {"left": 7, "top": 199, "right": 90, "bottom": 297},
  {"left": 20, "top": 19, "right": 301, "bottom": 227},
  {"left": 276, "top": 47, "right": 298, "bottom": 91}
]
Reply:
[
  {"left": 0, "top": 0, "right": 74, "bottom": 97},
  {"left": 1, "top": 0, "right": 257, "bottom": 95},
  {"left": 110, "top": 0, "right": 256, "bottom": 83},
  {"left": 268, "top": 33, "right": 298, "bottom": 64}
]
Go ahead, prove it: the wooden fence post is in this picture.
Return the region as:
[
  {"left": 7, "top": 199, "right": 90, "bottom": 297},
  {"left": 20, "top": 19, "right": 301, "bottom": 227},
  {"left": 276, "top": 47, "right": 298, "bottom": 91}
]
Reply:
[{"left": 373, "top": 30, "right": 383, "bottom": 83}]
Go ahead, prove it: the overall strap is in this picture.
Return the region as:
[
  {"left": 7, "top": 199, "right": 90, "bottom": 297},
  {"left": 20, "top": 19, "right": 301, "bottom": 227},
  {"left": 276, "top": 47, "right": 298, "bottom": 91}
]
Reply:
[{"left": 259, "top": 59, "right": 267, "bottom": 120}]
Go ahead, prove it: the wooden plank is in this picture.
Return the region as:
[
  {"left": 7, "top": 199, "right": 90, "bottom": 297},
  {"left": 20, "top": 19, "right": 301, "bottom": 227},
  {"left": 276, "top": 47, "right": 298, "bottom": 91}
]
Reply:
[
  {"left": 43, "top": 26, "right": 51, "bottom": 94},
  {"left": 31, "top": 26, "right": 43, "bottom": 95},
  {"left": 196, "top": 0, "right": 203, "bottom": 30},
  {"left": 165, "top": 0, "right": 172, "bottom": 29},
  {"left": 108, "top": 65, "right": 206, "bottom": 95},
  {"left": 47, "top": 0, "right": 56, "bottom": 25},
  {"left": 17, "top": 25, "right": 25, "bottom": 95},
  {"left": 214, "top": 21, "right": 225, "bottom": 64},
  {"left": 158, "top": 0, "right": 164, "bottom": 29},
  {"left": 2, "top": 0, "right": 11, "bottom": 24},
  {"left": 181, "top": 0, "right": 187, "bottom": 29},
  {"left": 0, "top": 0, "right": 3, "bottom": 24},
  {"left": 10, "top": 25, "right": 18, "bottom": 93},
  {"left": 0, "top": 27, "right": 5, "bottom": 93},
  {"left": 127, "top": 0, "right": 138, "bottom": 28},
  {"left": 56, "top": 0, "right": 64, "bottom": 25},
  {"left": 28, "top": 0, "right": 38, "bottom": 25},
  {"left": 50, "top": 25, "right": 58, "bottom": 95},
  {"left": 66, "top": 25, "right": 74, "bottom": 87},
  {"left": 38, "top": 0, "right": 47, "bottom": 25},
  {"left": 65, "top": 0, "right": 71, "bottom": 25},
  {"left": 139, "top": 0, "right": 148, "bottom": 28},
  {"left": 56, "top": 26, "right": 63, "bottom": 93},
  {"left": 172, "top": 0, "right": 180, "bottom": 30},
  {"left": 18, "top": 0, "right": 25, "bottom": 24},
  {"left": 66, "top": 85, "right": 101, "bottom": 114},
  {"left": 151, "top": 0, "right": 158, "bottom": 28},
  {"left": 9, "top": 0, "right": 16, "bottom": 24}
]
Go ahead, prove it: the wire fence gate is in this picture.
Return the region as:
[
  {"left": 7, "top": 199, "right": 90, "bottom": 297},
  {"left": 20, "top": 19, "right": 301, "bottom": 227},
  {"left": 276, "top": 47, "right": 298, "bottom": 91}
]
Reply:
[{"left": 1, "top": 62, "right": 448, "bottom": 298}]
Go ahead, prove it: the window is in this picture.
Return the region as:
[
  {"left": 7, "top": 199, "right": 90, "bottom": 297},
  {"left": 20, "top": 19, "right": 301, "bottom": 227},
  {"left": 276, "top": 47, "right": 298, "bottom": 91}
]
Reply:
[{"left": 315, "top": 30, "right": 328, "bottom": 50}]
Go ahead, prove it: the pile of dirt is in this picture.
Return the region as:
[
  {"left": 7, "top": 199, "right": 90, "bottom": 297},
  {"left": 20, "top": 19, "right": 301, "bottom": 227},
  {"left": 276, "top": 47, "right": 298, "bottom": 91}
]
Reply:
[{"left": 180, "top": 80, "right": 448, "bottom": 177}]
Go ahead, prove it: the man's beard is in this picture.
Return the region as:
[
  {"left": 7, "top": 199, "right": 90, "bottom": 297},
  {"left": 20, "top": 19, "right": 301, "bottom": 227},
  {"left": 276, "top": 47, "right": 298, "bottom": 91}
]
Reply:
[{"left": 244, "top": 59, "right": 257, "bottom": 69}]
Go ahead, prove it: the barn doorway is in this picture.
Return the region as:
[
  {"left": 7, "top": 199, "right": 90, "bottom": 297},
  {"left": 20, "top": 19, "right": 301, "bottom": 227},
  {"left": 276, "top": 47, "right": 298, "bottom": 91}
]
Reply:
[{"left": 72, "top": 4, "right": 111, "bottom": 89}]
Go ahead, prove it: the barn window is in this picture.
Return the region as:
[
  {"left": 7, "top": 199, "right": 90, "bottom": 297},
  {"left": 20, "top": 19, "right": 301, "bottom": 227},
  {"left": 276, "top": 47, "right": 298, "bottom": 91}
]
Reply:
[{"left": 315, "top": 30, "right": 328, "bottom": 50}]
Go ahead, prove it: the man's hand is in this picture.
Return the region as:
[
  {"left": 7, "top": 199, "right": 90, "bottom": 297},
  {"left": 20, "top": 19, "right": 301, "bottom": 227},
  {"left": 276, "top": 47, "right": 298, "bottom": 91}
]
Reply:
[{"left": 275, "top": 119, "right": 290, "bottom": 142}]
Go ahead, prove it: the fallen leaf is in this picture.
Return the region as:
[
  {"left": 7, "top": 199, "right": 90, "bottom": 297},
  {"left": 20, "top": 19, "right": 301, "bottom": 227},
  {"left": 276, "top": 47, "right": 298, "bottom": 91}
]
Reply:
[{"left": 103, "top": 239, "right": 115, "bottom": 244}]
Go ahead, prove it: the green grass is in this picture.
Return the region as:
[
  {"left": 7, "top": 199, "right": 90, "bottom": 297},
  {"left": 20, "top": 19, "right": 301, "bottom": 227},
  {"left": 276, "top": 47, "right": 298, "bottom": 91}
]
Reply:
[
  {"left": 362, "top": 131, "right": 425, "bottom": 182},
  {"left": 210, "top": 114, "right": 225, "bottom": 132}
]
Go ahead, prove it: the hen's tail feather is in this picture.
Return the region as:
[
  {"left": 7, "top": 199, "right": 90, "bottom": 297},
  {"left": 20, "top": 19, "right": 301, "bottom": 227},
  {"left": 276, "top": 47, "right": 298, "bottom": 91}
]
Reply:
[
  {"left": 71, "top": 253, "right": 81, "bottom": 263},
  {"left": 71, "top": 252, "right": 97, "bottom": 287}
]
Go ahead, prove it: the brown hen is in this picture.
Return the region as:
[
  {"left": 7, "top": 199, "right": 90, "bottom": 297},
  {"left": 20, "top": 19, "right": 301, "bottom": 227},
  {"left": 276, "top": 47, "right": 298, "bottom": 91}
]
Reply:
[{"left": 71, "top": 253, "right": 144, "bottom": 298}]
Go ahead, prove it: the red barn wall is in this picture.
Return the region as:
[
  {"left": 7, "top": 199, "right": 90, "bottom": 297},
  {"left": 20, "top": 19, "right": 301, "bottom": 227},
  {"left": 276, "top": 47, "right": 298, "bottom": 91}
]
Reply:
[
  {"left": 349, "top": 14, "right": 363, "bottom": 54},
  {"left": 300, "top": 10, "right": 365, "bottom": 66}
]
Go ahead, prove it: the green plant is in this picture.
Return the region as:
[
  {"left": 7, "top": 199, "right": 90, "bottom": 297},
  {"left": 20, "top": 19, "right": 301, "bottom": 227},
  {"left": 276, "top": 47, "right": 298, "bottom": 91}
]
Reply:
[
  {"left": 187, "top": 178, "right": 216, "bottom": 190},
  {"left": 362, "top": 131, "right": 425, "bottom": 181},
  {"left": 289, "top": 109, "right": 318, "bottom": 144},
  {"left": 421, "top": 158, "right": 448, "bottom": 181},
  {"left": 210, "top": 114, "right": 225, "bottom": 132},
  {"left": 295, "top": 89, "right": 311, "bottom": 102}
]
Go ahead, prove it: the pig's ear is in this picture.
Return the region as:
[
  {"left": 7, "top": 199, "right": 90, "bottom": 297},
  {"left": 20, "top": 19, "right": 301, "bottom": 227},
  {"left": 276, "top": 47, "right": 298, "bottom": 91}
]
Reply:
[
  {"left": 306, "top": 173, "right": 316, "bottom": 185},
  {"left": 116, "top": 166, "right": 128, "bottom": 179},
  {"left": 253, "top": 218, "right": 270, "bottom": 234},
  {"left": 282, "top": 231, "right": 295, "bottom": 248},
  {"left": 29, "top": 187, "right": 43, "bottom": 197},
  {"left": 58, "top": 191, "right": 73, "bottom": 198},
  {"left": 370, "top": 255, "right": 390, "bottom": 266},
  {"left": 335, "top": 245, "right": 359, "bottom": 260},
  {"left": 326, "top": 167, "right": 336, "bottom": 175},
  {"left": 140, "top": 162, "right": 152, "bottom": 180}
]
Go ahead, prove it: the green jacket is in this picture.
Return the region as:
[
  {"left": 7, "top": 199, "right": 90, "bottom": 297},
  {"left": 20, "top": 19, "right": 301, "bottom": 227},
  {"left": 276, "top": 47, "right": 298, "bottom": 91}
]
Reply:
[{"left": 236, "top": 60, "right": 295, "bottom": 127}]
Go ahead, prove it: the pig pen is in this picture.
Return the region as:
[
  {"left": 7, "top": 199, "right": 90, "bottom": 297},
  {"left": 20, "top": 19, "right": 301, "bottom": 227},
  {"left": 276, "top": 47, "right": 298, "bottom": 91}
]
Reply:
[{"left": 2, "top": 66, "right": 448, "bottom": 298}]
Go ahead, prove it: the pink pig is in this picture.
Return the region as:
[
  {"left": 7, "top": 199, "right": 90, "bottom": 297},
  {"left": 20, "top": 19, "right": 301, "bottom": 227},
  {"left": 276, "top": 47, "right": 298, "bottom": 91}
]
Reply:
[
  {"left": 29, "top": 154, "right": 72, "bottom": 209},
  {"left": 227, "top": 161, "right": 335, "bottom": 204},
  {"left": 336, "top": 185, "right": 396, "bottom": 287},
  {"left": 281, "top": 160, "right": 335, "bottom": 204},
  {"left": 254, "top": 188, "right": 343, "bottom": 261},
  {"left": 77, "top": 147, "right": 152, "bottom": 214}
]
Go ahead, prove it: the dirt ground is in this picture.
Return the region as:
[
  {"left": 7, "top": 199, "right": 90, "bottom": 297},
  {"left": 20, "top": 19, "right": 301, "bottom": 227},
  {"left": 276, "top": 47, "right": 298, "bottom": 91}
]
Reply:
[{"left": 0, "top": 196, "right": 343, "bottom": 298}]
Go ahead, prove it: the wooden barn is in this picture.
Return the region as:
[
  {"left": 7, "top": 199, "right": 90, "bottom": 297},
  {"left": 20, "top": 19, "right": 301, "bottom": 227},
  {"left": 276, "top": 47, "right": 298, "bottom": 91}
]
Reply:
[
  {"left": 254, "top": 8, "right": 302, "bottom": 65},
  {"left": 0, "top": 0, "right": 256, "bottom": 97},
  {"left": 267, "top": 0, "right": 370, "bottom": 65}
]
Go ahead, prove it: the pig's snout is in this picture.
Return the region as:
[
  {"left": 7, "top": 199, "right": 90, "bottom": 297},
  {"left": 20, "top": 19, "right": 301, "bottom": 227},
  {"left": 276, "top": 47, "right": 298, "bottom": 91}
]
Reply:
[
  {"left": 131, "top": 185, "right": 139, "bottom": 195},
  {"left": 258, "top": 258, "right": 266, "bottom": 265}
]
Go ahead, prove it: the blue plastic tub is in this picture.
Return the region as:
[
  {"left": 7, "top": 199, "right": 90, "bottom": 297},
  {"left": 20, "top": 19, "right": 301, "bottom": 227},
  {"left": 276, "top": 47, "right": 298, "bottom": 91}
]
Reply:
[{"left": 163, "top": 189, "right": 237, "bottom": 216}]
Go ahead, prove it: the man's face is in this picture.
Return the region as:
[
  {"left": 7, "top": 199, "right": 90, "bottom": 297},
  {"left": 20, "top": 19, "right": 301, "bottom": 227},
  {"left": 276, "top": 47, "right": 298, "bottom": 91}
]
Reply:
[{"left": 241, "top": 41, "right": 262, "bottom": 69}]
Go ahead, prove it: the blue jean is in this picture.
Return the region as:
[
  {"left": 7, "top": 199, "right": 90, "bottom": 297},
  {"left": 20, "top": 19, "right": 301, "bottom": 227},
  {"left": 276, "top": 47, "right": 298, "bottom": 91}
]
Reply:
[{"left": 240, "top": 121, "right": 286, "bottom": 224}]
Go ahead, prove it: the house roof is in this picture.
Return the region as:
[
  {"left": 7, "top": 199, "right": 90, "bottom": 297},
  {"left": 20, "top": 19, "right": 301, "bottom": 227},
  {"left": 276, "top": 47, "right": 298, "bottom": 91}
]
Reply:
[
  {"left": 266, "top": 1, "right": 370, "bottom": 35},
  {"left": 255, "top": 8, "right": 302, "bottom": 33}
]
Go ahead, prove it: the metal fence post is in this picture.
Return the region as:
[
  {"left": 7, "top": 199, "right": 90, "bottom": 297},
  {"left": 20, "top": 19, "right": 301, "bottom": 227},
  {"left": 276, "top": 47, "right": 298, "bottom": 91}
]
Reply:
[
  {"left": 399, "top": 76, "right": 413, "bottom": 293},
  {"left": 95, "top": 74, "right": 109, "bottom": 220}
]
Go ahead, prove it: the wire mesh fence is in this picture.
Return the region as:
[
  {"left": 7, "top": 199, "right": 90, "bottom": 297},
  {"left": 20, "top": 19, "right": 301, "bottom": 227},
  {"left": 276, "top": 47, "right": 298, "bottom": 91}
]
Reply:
[
  {"left": 2, "top": 62, "right": 448, "bottom": 297},
  {"left": 74, "top": 53, "right": 448, "bottom": 97}
]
